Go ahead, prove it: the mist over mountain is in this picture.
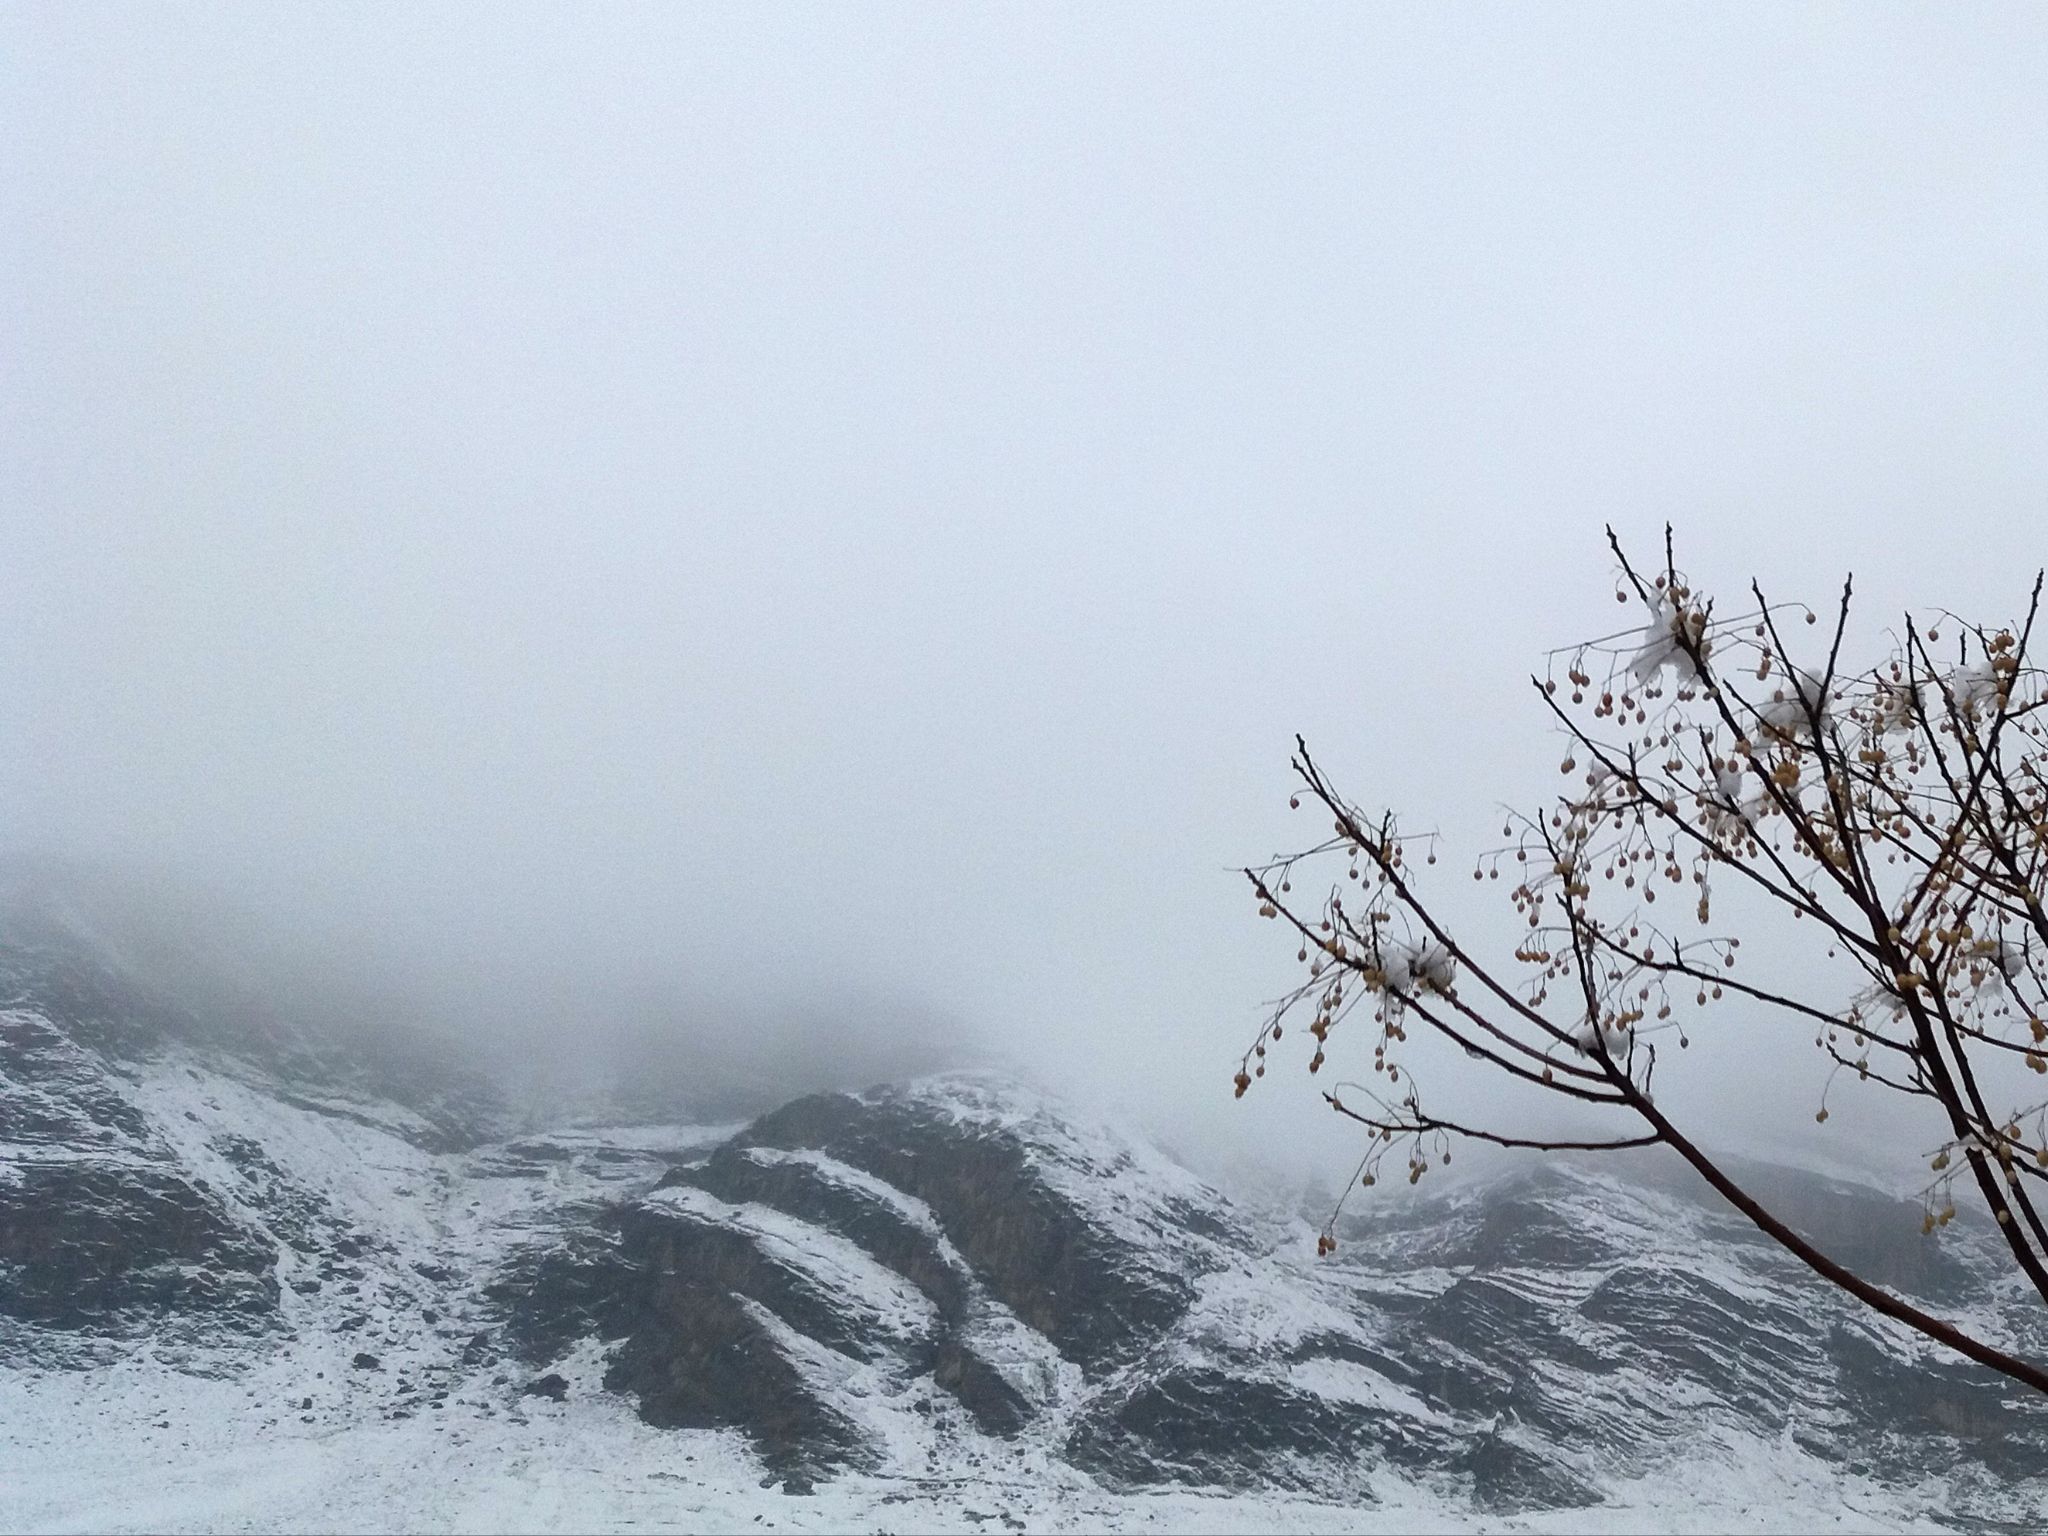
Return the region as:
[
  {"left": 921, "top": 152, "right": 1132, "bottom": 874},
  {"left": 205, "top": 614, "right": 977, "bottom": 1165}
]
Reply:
[{"left": 0, "top": 854, "right": 980, "bottom": 1128}]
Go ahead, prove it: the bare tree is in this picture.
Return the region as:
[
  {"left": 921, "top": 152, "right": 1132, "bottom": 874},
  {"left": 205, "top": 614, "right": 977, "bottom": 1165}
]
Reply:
[{"left": 1238, "top": 527, "right": 2048, "bottom": 1394}]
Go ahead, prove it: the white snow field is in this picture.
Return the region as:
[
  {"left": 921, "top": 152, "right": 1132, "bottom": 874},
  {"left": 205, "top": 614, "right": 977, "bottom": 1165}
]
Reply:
[{"left": 0, "top": 1356, "right": 1961, "bottom": 1535}]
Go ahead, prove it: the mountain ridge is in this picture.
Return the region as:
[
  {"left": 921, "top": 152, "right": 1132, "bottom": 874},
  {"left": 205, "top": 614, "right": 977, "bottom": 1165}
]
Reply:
[{"left": 3, "top": 909, "right": 2046, "bottom": 1531}]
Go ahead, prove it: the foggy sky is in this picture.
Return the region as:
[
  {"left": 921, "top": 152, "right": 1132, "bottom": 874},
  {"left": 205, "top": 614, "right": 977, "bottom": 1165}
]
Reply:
[{"left": 7, "top": 7, "right": 2048, "bottom": 1185}]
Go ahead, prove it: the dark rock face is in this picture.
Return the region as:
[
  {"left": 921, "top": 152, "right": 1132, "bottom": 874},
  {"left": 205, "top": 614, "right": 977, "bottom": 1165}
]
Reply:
[
  {"left": 0, "top": 1007, "right": 155, "bottom": 1147},
  {"left": 650, "top": 1136, "right": 1029, "bottom": 1435},
  {"left": 734, "top": 1089, "right": 1211, "bottom": 1372},
  {"left": 0, "top": 971, "right": 281, "bottom": 1350},
  {"left": 605, "top": 1277, "right": 871, "bottom": 1475},
  {"left": 1455, "top": 1432, "right": 1605, "bottom": 1513},
  {"left": 486, "top": 1226, "right": 629, "bottom": 1367},
  {"left": 930, "top": 1334, "right": 1030, "bottom": 1435},
  {"left": 1067, "top": 1369, "right": 1397, "bottom": 1492},
  {"left": 490, "top": 1079, "right": 1250, "bottom": 1480},
  {"left": 671, "top": 1140, "right": 973, "bottom": 1322},
  {"left": 0, "top": 1161, "right": 278, "bottom": 1331},
  {"left": 594, "top": 1197, "right": 888, "bottom": 1474}
]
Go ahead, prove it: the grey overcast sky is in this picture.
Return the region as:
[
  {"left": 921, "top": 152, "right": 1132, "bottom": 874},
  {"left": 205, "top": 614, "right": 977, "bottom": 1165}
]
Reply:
[{"left": 6, "top": 6, "right": 2048, "bottom": 1177}]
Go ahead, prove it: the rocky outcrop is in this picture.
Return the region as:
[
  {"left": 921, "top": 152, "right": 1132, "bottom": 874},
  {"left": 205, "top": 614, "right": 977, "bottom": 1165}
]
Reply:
[
  {"left": 733, "top": 1088, "right": 1214, "bottom": 1371},
  {"left": 0, "top": 1160, "right": 278, "bottom": 1333},
  {"left": 0, "top": 978, "right": 280, "bottom": 1351},
  {"left": 483, "top": 1078, "right": 2048, "bottom": 1525}
]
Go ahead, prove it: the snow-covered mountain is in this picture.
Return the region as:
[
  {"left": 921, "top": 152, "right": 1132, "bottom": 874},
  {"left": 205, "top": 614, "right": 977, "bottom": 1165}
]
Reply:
[{"left": 4, "top": 897, "right": 2047, "bottom": 1533}]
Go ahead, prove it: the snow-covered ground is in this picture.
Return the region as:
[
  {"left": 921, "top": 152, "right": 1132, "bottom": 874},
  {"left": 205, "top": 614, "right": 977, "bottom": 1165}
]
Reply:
[{"left": 0, "top": 1353, "right": 1963, "bottom": 1535}]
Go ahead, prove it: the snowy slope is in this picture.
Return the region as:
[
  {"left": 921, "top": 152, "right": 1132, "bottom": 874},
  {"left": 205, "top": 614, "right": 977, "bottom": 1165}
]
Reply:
[{"left": 3, "top": 910, "right": 2046, "bottom": 1533}]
